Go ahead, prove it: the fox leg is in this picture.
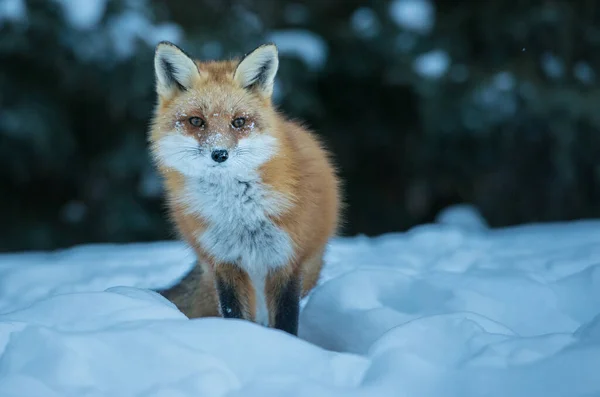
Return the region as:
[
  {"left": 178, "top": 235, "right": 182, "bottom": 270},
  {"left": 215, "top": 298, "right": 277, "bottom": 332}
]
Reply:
[
  {"left": 214, "top": 263, "right": 300, "bottom": 336},
  {"left": 214, "top": 263, "right": 256, "bottom": 321},
  {"left": 266, "top": 267, "right": 301, "bottom": 336},
  {"left": 158, "top": 261, "right": 220, "bottom": 318}
]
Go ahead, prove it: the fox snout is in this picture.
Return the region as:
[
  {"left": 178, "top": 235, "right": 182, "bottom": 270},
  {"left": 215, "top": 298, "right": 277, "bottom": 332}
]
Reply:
[
  {"left": 193, "top": 129, "right": 238, "bottom": 164},
  {"left": 211, "top": 149, "right": 229, "bottom": 163}
]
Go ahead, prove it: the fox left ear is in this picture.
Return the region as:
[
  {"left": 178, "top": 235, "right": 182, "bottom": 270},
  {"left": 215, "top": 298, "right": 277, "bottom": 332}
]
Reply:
[
  {"left": 234, "top": 43, "right": 279, "bottom": 98},
  {"left": 154, "top": 41, "right": 200, "bottom": 99}
]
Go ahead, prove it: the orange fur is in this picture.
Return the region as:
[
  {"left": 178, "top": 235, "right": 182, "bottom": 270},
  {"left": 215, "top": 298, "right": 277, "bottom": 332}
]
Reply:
[
  {"left": 159, "top": 264, "right": 220, "bottom": 318},
  {"left": 148, "top": 42, "right": 341, "bottom": 331}
]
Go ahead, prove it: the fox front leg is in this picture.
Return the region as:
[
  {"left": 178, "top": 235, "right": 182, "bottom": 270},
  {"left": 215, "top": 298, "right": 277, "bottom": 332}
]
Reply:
[
  {"left": 214, "top": 264, "right": 255, "bottom": 321},
  {"left": 266, "top": 268, "right": 301, "bottom": 336}
]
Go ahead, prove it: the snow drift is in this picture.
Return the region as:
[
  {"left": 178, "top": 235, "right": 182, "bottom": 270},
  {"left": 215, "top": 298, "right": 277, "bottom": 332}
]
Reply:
[{"left": 0, "top": 208, "right": 599, "bottom": 396}]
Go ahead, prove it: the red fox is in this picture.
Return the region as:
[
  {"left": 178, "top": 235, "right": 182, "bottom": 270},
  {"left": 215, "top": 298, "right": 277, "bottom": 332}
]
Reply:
[{"left": 149, "top": 41, "right": 341, "bottom": 335}]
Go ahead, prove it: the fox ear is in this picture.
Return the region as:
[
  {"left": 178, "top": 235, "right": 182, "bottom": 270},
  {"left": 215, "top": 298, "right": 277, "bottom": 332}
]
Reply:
[
  {"left": 154, "top": 41, "right": 200, "bottom": 98},
  {"left": 234, "top": 44, "right": 279, "bottom": 98}
]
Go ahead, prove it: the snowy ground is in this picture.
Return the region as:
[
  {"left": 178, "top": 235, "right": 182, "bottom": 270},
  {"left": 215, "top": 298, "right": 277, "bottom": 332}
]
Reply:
[{"left": 0, "top": 206, "right": 599, "bottom": 396}]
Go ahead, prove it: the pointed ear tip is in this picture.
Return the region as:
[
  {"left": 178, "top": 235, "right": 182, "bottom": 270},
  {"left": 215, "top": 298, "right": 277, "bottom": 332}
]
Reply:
[
  {"left": 262, "top": 42, "right": 278, "bottom": 53},
  {"left": 155, "top": 41, "right": 186, "bottom": 56},
  {"left": 248, "top": 43, "right": 278, "bottom": 56},
  {"left": 156, "top": 41, "right": 174, "bottom": 50}
]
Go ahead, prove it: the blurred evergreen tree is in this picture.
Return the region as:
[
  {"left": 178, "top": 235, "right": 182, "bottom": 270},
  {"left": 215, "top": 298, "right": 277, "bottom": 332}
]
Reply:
[
  {"left": 0, "top": 0, "right": 182, "bottom": 250},
  {"left": 1, "top": 0, "right": 599, "bottom": 251}
]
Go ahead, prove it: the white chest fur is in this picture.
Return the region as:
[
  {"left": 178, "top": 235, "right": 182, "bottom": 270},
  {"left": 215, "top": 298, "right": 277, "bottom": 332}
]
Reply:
[
  {"left": 180, "top": 173, "right": 294, "bottom": 274},
  {"left": 157, "top": 130, "right": 291, "bottom": 325}
]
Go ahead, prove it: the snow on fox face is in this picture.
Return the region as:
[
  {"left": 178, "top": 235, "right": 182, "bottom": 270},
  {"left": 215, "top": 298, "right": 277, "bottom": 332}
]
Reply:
[
  {"left": 153, "top": 98, "right": 278, "bottom": 179},
  {"left": 149, "top": 41, "right": 280, "bottom": 179}
]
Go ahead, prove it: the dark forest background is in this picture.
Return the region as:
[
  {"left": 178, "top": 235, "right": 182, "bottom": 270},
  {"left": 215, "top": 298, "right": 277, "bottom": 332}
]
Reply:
[{"left": 1, "top": 0, "right": 600, "bottom": 252}]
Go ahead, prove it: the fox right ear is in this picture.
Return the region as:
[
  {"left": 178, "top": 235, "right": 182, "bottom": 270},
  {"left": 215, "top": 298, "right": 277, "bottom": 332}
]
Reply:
[
  {"left": 234, "top": 44, "right": 279, "bottom": 98},
  {"left": 154, "top": 41, "right": 200, "bottom": 98}
]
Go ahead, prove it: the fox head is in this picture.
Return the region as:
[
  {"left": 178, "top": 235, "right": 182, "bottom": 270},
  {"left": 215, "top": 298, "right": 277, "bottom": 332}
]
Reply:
[{"left": 149, "top": 41, "right": 281, "bottom": 179}]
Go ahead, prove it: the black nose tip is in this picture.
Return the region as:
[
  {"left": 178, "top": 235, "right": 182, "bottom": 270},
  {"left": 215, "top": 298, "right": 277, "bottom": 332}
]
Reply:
[{"left": 211, "top": 149, "right": 229, "bottom": 163}]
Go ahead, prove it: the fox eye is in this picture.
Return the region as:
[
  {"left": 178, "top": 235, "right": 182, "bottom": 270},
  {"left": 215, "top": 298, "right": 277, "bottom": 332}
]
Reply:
[
  {"left": 231, "top": 117, "right": 246, "bottom": 128},
  {"left": 189, "top": 117, "right": 205, "bottom": 128}
]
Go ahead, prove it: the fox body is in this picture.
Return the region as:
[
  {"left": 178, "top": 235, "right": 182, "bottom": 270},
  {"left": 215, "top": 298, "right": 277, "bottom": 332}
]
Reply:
[{"left": 149, "top": 41, "right": 341, "bottom": 335}]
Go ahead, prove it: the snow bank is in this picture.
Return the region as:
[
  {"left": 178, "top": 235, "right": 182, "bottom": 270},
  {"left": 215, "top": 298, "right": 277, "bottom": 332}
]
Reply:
[
  {"left": 0, "top": 241, "right": 194, "bottom": 314},
  {"left": 1, "top": 216, "right": 600, "bottom": 396},
  {"left": 0, "top": 289, "right": 368, "bottom": 396},
  {"left": 435, "top": 203, "right": 488, "bottom": 230}
]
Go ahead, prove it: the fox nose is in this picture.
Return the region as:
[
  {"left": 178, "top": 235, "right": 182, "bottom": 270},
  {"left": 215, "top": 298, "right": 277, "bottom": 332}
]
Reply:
[{"left": 211, "top": 149, "right": 229, "bottom": 163}]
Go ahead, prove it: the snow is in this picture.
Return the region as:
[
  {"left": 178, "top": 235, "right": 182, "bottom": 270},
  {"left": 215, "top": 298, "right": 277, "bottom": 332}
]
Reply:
[
  {"left": 465, "top": 71, "right": 518, "bottom": 129},
  {"left": 1, "top": 206, "right": 600, "bottom": 396},
  {"left": 138, "top": 168, "right": 164, "bottom": 198},
  {"left": 266, "top": 29, "right": 328, "bottom": 70},
  {"left": 56, "top": 0, "right": 184, "bottom": 62},
  {"left": 389, "top": 0, "right": 435, "bottom": 34},
  {"left": 0, "top": 0, "right": 26, "bottom": 25},
  {"left": 52, "top": 0, "right": 107, "bottom": 30},
  {"left": 351, "top": 7, "right": 380, "bottom": 39},
  {"left": 0, "top": 242, "right": 194, "bottom": 314},
  {"left": 541, "top": 52, "right": 565, "bottom": 79},
  {"left": 107, "top": 10, "right": 183, "bottom": 60},
  {"left": 413, "top": 49, "right": 450, "bottom": 79},
  {"left": 434, "top": 204, "right": 488, "bottom": 231},
  {"left": 574, "top": 61, "right": 595, "bottom": 85},
  {"left": 492, "top": 71, "right": 516, "bottom": 91}
]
